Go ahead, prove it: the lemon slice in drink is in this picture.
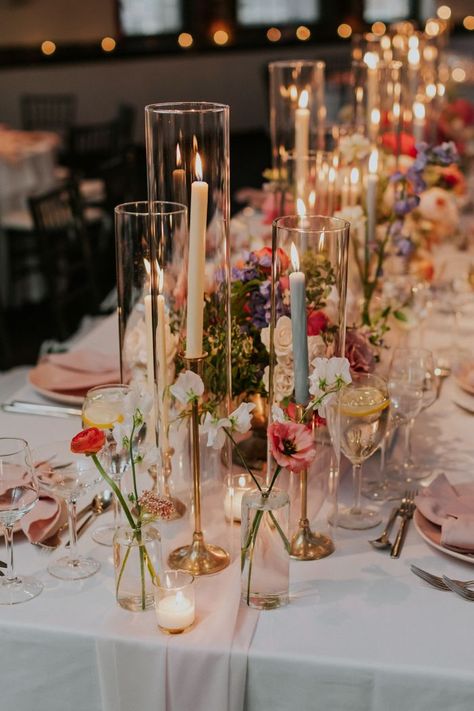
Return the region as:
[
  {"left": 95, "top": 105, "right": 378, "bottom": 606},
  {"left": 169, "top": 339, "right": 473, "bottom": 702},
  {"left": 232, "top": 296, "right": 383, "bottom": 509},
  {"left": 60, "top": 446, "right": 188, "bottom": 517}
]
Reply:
[
  {"left": 340, "top": 386, "right": 389, "bottom": 417},
  {"left": 82, "top": 401, "right": 124, "bottom": 429}
]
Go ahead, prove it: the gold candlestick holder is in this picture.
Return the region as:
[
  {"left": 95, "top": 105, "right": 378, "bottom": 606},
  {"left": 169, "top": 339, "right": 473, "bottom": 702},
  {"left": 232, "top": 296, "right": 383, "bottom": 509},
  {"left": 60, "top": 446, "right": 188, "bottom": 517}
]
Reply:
[
  {"left": 168, "top": 353, "right": 230, "bottom": 575},
  {"left": 289, "top": 404, "right": 334, "bottom": 561}
]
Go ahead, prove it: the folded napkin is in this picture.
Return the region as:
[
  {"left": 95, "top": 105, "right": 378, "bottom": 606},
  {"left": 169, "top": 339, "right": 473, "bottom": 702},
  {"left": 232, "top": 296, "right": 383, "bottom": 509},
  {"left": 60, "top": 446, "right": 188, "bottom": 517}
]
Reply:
[
  {"left": 416, "top": 474, "right": 474, "bottom": 552},
  {"left": 19, "top": 492, "right": 67, "bottom": 543},
  {"left": 29, "top": 349, "right": 120, "bottom": 395}
]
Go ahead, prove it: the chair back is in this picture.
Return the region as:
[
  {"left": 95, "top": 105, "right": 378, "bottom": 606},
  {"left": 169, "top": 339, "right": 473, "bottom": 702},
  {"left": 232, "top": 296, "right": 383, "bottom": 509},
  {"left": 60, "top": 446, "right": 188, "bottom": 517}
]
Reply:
[
  {"left": 21, "top": 94, "right": 77, "bottom": 133},
  {"left": 66, "top": 121, "right": 120, "bottom": 177}
]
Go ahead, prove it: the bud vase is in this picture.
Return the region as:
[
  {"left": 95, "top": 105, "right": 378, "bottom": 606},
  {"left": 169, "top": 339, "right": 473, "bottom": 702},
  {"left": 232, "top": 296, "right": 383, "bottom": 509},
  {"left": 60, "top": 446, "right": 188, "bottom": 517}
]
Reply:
[
  {"left": 241, "top": 488, "right": 290, "bottom": 609},
  {"left": 113, "top": 523, "right": 162, "bottom": 611}
]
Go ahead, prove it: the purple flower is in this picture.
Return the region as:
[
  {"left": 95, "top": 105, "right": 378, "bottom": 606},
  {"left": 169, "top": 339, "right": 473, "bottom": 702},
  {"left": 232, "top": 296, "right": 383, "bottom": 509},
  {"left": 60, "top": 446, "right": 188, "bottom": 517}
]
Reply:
[
  {"left": 394, "top": 194, "right": 420, "bottom": 216},
  {"left": 430, "top": 141, "right": 459, "bottom": 165},
  {"left": 345, "top": 329, "right": 375, "bottom": 373},
  {"left": 396, "top": 237, "right": 415, "bottom": 257},
  {"left": 406, "top": 165, "right": 426, "bottom": 194}
]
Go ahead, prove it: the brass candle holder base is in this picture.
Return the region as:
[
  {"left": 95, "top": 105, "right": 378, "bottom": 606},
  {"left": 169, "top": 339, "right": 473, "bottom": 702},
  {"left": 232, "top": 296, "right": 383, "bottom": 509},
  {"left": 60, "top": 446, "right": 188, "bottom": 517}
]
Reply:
[
  {"left": 168, "top": 532, "right": 230, "bottom": 576},
  {"left": 289, "top": 520, "right": 334, "bottom": 560}
]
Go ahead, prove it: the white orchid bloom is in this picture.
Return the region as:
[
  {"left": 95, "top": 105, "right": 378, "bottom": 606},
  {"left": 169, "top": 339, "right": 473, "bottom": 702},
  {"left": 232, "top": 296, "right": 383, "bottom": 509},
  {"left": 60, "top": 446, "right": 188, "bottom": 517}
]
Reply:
[
  {"left": 201, "top": 412, "right": 231, "bottom": 450},
  {"left": 271, "top": 405, "right": 286, "bottom": 423},
  {"left": 228, "top": 402, "right": 255, "bottom": 434},
  {"left": 170, "top": 370, "right": 205, "bottom": 405}
]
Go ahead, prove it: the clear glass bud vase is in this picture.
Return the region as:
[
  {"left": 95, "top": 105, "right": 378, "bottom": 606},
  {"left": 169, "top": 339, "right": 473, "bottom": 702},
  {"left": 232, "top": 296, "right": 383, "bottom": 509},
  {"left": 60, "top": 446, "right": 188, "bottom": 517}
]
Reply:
[
  {"left": 113, "top": 523, "right": 162, "bottom": 612},
  {"left": 241, "top": 488, "right": 290, "bottom": 610}
]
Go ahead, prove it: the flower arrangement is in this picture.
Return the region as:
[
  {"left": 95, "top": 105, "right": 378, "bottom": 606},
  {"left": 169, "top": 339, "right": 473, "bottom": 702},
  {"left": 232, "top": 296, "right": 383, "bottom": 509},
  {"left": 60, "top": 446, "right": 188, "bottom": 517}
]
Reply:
[{"left": 71, "top": 388, "right": 176, "bottom": 610}]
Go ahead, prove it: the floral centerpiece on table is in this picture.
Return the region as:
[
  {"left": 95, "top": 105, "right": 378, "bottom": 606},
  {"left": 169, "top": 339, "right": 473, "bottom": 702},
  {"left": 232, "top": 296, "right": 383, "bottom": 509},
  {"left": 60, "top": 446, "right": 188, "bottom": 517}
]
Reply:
[{"left": 71, "top": 388, "right": 176, "bottom": 610}]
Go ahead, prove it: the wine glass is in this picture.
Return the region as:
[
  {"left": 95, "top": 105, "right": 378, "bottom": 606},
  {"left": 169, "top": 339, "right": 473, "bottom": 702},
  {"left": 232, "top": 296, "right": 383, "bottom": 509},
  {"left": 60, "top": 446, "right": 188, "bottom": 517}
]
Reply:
[
  {"left": 0, "top": 438, "right": 43, "bottom": 604},
  {"left": 33, "top": 441, "right": 102, "bottom": 580},
  {"left": 326, "top": 373, "right": 390, "bottom": 530},
  {"left": 82, "top": 384, "right": 130, "bottom": 546},
  {"left": 387, "top": 348, "right": 437, "bottom": 482}
]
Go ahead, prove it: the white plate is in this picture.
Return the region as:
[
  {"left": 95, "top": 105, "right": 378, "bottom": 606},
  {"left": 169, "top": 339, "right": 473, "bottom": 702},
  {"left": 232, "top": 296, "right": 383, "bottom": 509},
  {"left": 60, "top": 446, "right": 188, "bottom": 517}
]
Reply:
[
  {"left": 27, "top": 377, "right": 85, "bottom": 406},
  {"left": 414, "top": 510, "right": 474, "bottom": 564}
]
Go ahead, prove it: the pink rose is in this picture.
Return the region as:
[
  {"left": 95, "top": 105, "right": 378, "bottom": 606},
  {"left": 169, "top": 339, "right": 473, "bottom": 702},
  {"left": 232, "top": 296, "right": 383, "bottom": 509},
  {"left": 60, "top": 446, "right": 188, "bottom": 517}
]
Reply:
[
  {"left": 268, "top": 421, "right": 316, "bottom": 473},
  {"left": 307, "top": 310, "right": 328, "bottom": 336},
  {"left": 345, "top": 329, "right": 375, "bottom": 374}
]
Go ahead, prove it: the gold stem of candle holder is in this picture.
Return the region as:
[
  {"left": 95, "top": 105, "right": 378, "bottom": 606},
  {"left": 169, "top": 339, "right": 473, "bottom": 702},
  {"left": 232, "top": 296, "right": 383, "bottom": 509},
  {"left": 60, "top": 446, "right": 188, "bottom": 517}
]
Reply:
[
  {"left": 168, "top": 353, "right": 230, "bottom": 576},
  {"left": 289, "top": 404, "right": 334, "bottom": 561}
]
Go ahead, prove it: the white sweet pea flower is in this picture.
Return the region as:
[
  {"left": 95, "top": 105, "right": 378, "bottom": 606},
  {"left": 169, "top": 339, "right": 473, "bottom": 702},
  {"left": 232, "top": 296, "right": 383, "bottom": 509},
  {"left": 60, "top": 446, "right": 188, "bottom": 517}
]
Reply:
[
  {"left": 201, "top": 412, "right": 231, "bottom": 450},
  {"left": 124, "top": 386, "right": 153, "bottom": 422},
  {"left": 310, "top": 357, "right": 351, "bottom": 393},
  {"left": 170, "top": 370, "right": 205, "bottom": 405},
  {"left": 112, "top": 417, "right": 133, "bottom": 449},
  {"left": 271, "top": 405, "right": 286, "bottom": 423},
  {"left": 327, "top": 357, "right": 352, "bottom": 387},
  {"left": 228, "top": 402, "right": 256, "bottom": 434}
]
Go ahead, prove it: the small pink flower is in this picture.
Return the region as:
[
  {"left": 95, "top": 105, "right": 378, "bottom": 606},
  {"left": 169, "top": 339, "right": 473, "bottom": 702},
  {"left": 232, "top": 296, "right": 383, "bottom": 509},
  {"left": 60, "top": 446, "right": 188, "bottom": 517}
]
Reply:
[{"left": 268, "top": 421, "right": 316, "bottom": 473}]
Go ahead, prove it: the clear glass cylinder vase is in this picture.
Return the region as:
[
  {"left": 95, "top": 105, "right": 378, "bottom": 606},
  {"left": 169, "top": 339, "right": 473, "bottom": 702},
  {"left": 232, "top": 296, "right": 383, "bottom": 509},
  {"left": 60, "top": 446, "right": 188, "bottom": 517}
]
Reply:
[
  {"left": 113, "top": 523, "right": 162, "bottom": 611},
  {"left": 145, "top": 102, "right": 233, "bottom": 569},
  {"left": 268, "top": 60, "right": 326, "bottom": 178},
  {"left": 241, "top": 488, "right": 290, "bottom": 609}
]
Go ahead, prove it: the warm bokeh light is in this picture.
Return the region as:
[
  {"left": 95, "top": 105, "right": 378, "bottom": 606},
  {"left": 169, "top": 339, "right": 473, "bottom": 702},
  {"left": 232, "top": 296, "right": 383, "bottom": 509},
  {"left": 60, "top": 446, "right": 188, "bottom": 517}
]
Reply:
[
  {"left": 101, "top": 37, "right": 116, "bottom": 52},
  {"left": 426, "top": 83, "right": 437, "bottom": 99},
  {"left": 371, "top": 22, "right": 386, "bottom": 36},
  {"left": 296, "top": 26, "right": 311, "bottom": 41},
  {"left": 178, "top": 32, "right": 193, "bottom": 48},
  {"left": 266, "top": 27, "right": 281, "bottom": 42},
  {"left": 425, "top": 19, "right": 441, "bottom": 36},
  {"left": 213, "top": 29, "right": 229, "bottom": 46},
  {"left": 463, "top": 16, "right": 474, "bottom": 30},
  {"left": 41, "top": 40, "right": 56, "bottom": 55},
  {"left": 452, "top": 67, "right": 466, "bottom": 83},
  {"left": 437, "top": 5, "right": 451, "bottom": 20},
  {"left": 337, "top": 23, "right": 352, "bottom": 39}
]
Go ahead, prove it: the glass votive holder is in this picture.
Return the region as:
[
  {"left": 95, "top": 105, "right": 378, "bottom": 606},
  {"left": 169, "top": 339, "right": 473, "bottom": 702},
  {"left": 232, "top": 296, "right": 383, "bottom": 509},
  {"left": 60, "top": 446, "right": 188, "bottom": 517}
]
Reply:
[
  {"left": 224, "top": 473, "right": 261, "bottom": 523},
  {"left": 154, "top": 570, "right": 195, "bottom": 634}
]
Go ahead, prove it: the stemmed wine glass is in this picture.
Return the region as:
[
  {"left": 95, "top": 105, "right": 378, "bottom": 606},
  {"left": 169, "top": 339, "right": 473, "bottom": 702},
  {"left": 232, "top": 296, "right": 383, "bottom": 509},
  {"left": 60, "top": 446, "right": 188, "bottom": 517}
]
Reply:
[
  {"left": 387, "top": 347, "right": 437, "bottom": 482},
  {"left": 34, "top": 441, "right": 102, "bottom": 580},
  {"left": 0, "top": 438, "right": 43, "bottom": 604},
  {"left": 326, "top": 373, "right": 390, "bottom": 529},
  {"left": 82, "top": 384, "right": 130, "bottom": 546}
]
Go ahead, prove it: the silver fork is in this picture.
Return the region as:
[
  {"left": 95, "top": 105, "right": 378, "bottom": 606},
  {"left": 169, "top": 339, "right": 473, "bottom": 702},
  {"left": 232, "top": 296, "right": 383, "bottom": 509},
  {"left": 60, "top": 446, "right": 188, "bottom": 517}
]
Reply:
[
  {"left": 442, "top": 575, "right": 474, "bottom": 600},
  {"left": 390, "top": 489, "right": 417, "bottom": 558},
  {"left": 411, "top": 564, "right": 474, "bottom": 591}
]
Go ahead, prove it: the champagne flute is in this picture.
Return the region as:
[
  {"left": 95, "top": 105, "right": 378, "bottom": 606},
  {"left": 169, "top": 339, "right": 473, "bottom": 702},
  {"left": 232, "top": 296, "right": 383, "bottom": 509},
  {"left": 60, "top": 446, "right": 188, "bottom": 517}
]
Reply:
[
  {"left": 33, "top": 441, "right": 102, "bottom": 580},
  {"left": 387, "top": 348, "right": 436, "bottom": 482},
  {"left": 326, "top": 373, "right": 390, "bottom": 530},
  {"left": 82, "top": 384, "right": 130, "bottom": 546},
  {"left": 0, "top": 438, "right": 43, "bottom": 604}
]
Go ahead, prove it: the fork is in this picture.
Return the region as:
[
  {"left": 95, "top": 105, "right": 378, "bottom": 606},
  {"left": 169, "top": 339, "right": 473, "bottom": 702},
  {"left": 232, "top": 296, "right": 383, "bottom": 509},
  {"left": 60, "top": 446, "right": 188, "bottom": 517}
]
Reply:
[
  {"left": 411, "top": 564, "right": 474, "bottom": 591},
  {"left": 442, "top": 575, "right": 474, "bottom": 601},
  {"left": 390, "top": 489, "right": 417, "bottom": 558}
]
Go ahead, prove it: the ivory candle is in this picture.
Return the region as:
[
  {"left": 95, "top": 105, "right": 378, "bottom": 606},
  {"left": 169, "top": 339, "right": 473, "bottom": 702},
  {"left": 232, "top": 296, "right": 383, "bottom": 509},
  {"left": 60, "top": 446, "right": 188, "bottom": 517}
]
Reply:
[
  {"left": 144, "top": 259, "right": 157, "bottom": 445},
  {"left": 185, "top": 151, "right": 208, "bottom": 359},
  {"left": 156, "top": 590, "right": 195, "bottom": 633},
  {"left": 289, "top": 242, "right": 309, "bottom": 405},
  {"left": 364, "top": 52, "right": 378, "bottom": 127},
  {"left": 295, "top": 89, "right": 310, "bottom": 202},
  {"left": 366, "top": 149, "right": 379, "bottom": 249},
  {"left": 224, "top": 474, "right": 255, "bottom": 522},
  {"left": 172, "top": 142, "right": 187, "bottom": 207},
  {"left": 156, "top": 265, "right": 169, "bottom": 453},
  {"left": 412, "top": 101, "right": 425, "bottom": 144}
]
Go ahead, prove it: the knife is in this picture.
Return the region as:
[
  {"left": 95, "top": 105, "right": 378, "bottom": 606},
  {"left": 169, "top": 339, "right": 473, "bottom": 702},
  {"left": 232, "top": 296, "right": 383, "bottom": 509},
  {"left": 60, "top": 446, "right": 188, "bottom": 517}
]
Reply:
[{"left": 1, "top": 400, "right": 81, "bottom": 418}]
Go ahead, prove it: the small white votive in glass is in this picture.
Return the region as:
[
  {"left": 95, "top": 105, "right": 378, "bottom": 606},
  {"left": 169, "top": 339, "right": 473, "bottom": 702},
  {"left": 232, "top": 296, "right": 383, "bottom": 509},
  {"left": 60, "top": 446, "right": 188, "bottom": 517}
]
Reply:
[
  {"left": 154, "top": 570, "right": 195, "bottom": 634},
  {"left": 224, "top": 473, "right": 259, "bottom": 522}
]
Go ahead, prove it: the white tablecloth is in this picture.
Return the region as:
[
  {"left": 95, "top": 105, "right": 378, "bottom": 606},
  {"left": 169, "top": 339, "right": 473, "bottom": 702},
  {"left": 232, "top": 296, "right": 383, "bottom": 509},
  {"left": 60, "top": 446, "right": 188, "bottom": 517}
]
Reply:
[{"left": 1, "top": 296, "right": 474, "bottom": 710}]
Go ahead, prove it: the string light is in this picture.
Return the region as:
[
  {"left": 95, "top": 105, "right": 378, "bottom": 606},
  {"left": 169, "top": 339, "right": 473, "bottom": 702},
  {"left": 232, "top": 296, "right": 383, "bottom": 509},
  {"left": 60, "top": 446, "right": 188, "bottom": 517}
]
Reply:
[
  {"left": 296, "top": 26, "right": 311, "bottom": 41},
  {"left": 266, "top": 27, "right": 281, "bottom": 42},
  {"left": 337, "top": 23, "right": 352, "bottom": 39},
  {"left": 213, "top": 29, "right": 229, "bottom": 46},
  {"left": 41, "top": 40, "right": 56, "bottom": 55},
  {"left": 101, "top": 37, "right": 116, "bottom": 52},
  {"left": 463, "top": 16, "right": 474, "bottom": 30},
  {"left": 452, "top": 67, "right": 466, "bottom": 83},
  {"left": 437, "top": 5, "right": 451, "bottom": 20},
  {"left": 178, "top": 33, "right": 193, "bottom": 48},
  {"left": 371, "top": 22, "right": 386, "bottom": 36}
]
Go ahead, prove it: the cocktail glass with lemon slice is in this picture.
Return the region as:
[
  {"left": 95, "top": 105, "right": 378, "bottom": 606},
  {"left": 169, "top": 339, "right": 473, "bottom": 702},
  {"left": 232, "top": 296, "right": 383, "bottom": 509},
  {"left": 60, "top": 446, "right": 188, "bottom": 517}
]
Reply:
[
  {"left": 326, "top": 373, "right": 390, "bottom": 529},
  {"left": 82, "top": 384, "right": 130, "bottom": 546}
]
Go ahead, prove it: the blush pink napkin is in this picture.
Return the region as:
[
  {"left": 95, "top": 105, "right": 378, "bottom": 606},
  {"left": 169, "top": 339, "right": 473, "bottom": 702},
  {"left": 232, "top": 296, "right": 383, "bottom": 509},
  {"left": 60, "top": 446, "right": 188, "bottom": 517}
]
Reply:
[
  {"left": 415, "top": 474, "right": 474, "bottom": 552},
  {"left": 29, "top": 349, "right": 120, "bottom": 394},
  {"left": 19, "top": 493, "right": 67, "bottom": 543}
]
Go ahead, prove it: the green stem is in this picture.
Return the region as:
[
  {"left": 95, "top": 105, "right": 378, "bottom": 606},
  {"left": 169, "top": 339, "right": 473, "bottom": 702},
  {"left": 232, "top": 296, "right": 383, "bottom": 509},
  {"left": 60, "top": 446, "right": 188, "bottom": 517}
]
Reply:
[
  {"left": 137, "top": 527, "right": 146, "bottom": 610},
  {"left": 129, "top": 421, "right": 139, "bottom": 504},
  {"left": 91, "top": 454, "right": 136, "bottom": 531},
  {"left": 265, "top": 464, "right": 281, "bottom": 497},
  {"left": 246, "top": 509, "right": 264, "bottom": 605},
  {"left": 115, "top": 541, "right": 132, "bottom": 597},
  {"left": 268, "top": 511, "right": 290, "bottom": 552},
  {"left": 223, "top": 428, "right": 263, "bottom": 492}
]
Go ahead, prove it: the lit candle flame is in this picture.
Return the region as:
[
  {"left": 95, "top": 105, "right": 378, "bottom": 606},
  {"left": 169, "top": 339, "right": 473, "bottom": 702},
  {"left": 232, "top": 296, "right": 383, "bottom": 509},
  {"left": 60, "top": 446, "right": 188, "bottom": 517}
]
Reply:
[
  {"left": 296, "top": 198, "right": 306, "bottom": 217},
  {"left": 393, "top": 102, "right": 401, "bottom": 118},
  {"left": 238, "top": 475, "right": 247, "bottom": 487},
  {"left": 350, "top": 167, "right": 359, "bottom": 185},
  {"left": 290, "top": 84, "right": 298, "bottom": 102},
  {"left": 157, "top": 261, "right": 164, "bottom": 294},
  {"left": 144, "top": 257, "right": 151, "bottom": 276},
  {"left": 298, "top": 89, "right": 309, "bottom": 109},
  {"left": 408, "top": 47, "right": 420, "bottom": 66},
  {"left": 176, "top": 143, "right": 182, "bottom": 167},
  {"left": 195, "top": 151, "right": 203, "bottom": 181},
  {"left": 308, "top": 190, "right": 316, "bottom": 209},
  {"left": 371, "top": 108, "right": 381, "bottom": 125},
  {"left": 408, "top": 35, "right": 419, "bottom": 49},
  {"left": 413, "top": 101, "right": 425, "bottom": 120},
  {"left": 328, "top": 166, "right": 336, "bottom": 184},
  {"left": 426, "top": 83, "right": 437, "bottom": 99},
  {"left": 290, "top": 242, "right": 300, "bottom": 271},
  {"left": 363, "top": 51, "right": 378, "bottom": 70},
  {"left": 368, "top": 149, "right": 378, "bottom": 174}
]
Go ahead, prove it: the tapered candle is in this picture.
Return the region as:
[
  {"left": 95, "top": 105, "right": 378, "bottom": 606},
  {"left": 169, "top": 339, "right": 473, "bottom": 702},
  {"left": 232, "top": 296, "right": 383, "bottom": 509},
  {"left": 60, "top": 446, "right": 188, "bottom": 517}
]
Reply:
[
  {"left": 366, "top": 149, "right": 379, "bottom": 250},
  {"left": 289, "top": 242, "right": 309, "bottom": 405},
  {"left": 295, "top": 90, "right": 310, "bottom": 203},
  {"left": 144, "top": 258, "right": 157, "bottom": 446},
  {"left": 413, "top": 101, "right": 425, "bottom": 143},
  {"left": 364, "top": 52, "right": 378, "bottom": 132},
  {"left": 350, "top": 167, "right": 360, "bottom": 207},
  {"left": 172, "top": 143, "right": 187, "bottom": 207},
  {"left": 185, "top": 151, "right": 208, "bottom": 358},
  {"left": 156, "top": 264, "right": 169, "bottom": 453}
]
